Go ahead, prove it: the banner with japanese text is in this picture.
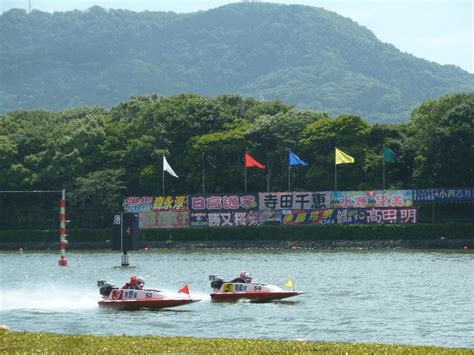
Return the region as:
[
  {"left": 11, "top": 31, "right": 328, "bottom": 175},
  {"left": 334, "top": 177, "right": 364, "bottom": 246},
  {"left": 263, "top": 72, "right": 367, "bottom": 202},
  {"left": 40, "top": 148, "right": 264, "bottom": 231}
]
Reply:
[
  {"left": 124, "top": 196, "right": 188, "bottom": 212},
  {"left": 282, "top": 208, "right": 417, "bottom": 225},
  {"left": 364, "top": 208, "right": 417, "bottom": 224},
  {"left": 188, "top": 193, "right": 258, "bottom": 228},
  {"left": 259, "top": 210, "right": 283, "bottom": 224},
  {"left": 190, "top": 211, "right": 260, "bottom": 228},
  {"left": 259, "top": 192, "right": 331, "bottom": 210},
  {"left": 414, "top": 188, "right": 474, "bottom": 201},
  {"left": 189, "top": 193, "right": 258, "bottom": 212},
  {"left": 282, "top": 208, "right": 364, "bottom": 225},
  {"left": 331, "top": 190, "right": 413, "bottom": 208},
  {"left": 139, "top": 210, "right": 190, "bottom": 229}
]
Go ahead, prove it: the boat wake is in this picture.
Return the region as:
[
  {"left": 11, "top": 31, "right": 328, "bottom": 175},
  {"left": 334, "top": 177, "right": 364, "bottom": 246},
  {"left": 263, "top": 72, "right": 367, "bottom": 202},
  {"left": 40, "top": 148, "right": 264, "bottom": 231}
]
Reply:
[{"left": 1, "top": 285, "right": 97, "bottom": 311}]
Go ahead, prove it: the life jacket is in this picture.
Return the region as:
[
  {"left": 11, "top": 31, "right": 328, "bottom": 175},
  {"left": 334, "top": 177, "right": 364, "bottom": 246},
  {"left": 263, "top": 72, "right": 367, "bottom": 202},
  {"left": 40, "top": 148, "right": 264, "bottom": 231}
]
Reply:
[
  {"left": 121, "top": 282, "right": 138, "bottom": 289},
  {"left": 230, "top": 277, "right": 246, "bottom": 283}
]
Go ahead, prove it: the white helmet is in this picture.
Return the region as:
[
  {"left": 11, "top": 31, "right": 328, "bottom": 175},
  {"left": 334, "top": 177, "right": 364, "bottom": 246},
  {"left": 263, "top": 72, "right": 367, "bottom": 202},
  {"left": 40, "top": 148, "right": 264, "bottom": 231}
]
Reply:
[
  {"left": 131, "top": 275, "right": 145, "bottom": 290},
  {"left": 240, "top": 271, "right": 252, "bottom": 283}
]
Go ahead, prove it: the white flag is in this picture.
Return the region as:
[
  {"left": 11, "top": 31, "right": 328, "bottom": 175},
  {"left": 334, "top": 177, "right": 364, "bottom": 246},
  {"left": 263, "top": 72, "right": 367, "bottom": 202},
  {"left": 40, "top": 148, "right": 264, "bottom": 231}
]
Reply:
[{"left": 163, "top": 156, "right": 178, "bottom": 178}]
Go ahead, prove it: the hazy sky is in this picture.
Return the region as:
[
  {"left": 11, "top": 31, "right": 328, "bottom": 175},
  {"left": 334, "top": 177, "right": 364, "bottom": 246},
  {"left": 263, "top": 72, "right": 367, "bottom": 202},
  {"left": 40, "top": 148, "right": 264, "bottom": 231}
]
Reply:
[{"left": 2, "top": 0, "right": 473, "bottom": 73}]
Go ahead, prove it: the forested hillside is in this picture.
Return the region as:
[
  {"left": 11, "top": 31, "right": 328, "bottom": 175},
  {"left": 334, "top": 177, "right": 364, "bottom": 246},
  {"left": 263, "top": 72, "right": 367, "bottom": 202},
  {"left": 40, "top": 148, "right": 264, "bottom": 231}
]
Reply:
[
  {"left": 1, "top": 3, "right": 473, "bottom": 122},
  {"left": 0, "top": 93, "right": 473, "bottom": 215}
]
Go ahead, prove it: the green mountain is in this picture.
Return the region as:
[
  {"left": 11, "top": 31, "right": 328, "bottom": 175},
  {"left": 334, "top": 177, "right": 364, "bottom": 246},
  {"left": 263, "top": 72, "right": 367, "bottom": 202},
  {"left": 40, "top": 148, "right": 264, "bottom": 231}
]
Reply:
[{"left": 1, "top": 3, "right": 473, "bottom": 122}]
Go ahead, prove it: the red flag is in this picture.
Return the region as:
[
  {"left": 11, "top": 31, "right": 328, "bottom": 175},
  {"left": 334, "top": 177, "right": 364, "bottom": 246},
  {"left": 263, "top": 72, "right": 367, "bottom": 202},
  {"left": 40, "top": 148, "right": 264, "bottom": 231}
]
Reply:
[
  {"left": 178, "top": 284, "right": 189, "bottom": 295},
  {"left": 244, "top": 152, "right": 265, "bottom": 169}
]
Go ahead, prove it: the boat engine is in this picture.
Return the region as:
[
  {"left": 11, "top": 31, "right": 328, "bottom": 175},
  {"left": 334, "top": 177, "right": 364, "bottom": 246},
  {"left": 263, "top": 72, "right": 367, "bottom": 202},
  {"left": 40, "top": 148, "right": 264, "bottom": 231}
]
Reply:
[
  {"left": 209, "top": 274, "right": 224, "bottom": 290},
  {"left": 97, "top": 280, "right": 117, "bottom": 297}
]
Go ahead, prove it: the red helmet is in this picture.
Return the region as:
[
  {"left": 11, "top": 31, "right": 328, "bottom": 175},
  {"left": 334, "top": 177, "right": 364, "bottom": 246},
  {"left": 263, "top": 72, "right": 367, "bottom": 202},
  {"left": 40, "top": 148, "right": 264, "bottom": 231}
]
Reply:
[
  {"left": 240, "top": 271, "right": 252, "bottom": 283},
  {"left": 130, "top": 275, "right": 145, "bottom": 290}
]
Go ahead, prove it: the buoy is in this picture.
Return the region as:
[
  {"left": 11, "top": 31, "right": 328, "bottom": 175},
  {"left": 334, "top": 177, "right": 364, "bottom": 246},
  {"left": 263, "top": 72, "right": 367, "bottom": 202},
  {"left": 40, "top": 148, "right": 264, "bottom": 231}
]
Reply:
[{"left": 0, "top": 325, "right": 10, "bottom": 333}]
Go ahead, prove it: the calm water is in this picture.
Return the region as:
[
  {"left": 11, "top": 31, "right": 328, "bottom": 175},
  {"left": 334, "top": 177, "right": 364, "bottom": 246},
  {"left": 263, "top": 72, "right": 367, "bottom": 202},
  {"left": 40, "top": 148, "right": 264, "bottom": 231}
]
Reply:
[{"left": 0, "top": 249, "right": 473, "bottom": 348}]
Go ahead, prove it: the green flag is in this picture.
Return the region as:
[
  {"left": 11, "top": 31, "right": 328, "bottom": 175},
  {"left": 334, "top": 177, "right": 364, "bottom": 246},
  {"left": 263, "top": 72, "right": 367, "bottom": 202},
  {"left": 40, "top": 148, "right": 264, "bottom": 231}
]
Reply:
[{"left": 383, "top": 146, "right": 400, "bottom": 163}]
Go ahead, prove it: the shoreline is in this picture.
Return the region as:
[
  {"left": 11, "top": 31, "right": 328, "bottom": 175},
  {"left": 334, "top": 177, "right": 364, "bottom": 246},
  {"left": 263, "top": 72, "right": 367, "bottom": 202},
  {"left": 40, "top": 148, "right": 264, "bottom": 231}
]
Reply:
[
  {"left": 1, "top": 332, "right": 472, "bottom": 353},
  {"left": 0, "top": 239, "right": 471, "bottom": 250}
]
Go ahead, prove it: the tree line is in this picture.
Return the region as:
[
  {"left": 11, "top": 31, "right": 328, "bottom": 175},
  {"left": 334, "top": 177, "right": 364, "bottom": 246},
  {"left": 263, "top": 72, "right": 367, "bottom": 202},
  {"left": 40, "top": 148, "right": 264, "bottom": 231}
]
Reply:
[{"left": 0, "top": 92, "right": 472, "bottom": 213}]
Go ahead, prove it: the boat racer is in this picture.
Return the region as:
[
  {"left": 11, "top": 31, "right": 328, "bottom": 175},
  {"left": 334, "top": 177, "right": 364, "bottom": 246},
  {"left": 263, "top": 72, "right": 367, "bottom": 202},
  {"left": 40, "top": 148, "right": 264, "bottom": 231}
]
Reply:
[
  {"left": 230, "top": 271, "right": 253, "bottom": 283},
  {"left": 121, "top": 275, "right": 145, "bottom": 290}
]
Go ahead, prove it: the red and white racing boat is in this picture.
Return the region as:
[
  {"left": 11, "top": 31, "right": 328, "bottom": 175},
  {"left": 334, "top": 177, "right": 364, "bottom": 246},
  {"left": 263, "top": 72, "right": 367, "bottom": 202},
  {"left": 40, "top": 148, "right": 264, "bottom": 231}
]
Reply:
[
  {"left": 97, "top": 280, "right": 200, "bottom": 310},
  {"left": 209, "top": 275, "right": 303, "bottom": 302}
]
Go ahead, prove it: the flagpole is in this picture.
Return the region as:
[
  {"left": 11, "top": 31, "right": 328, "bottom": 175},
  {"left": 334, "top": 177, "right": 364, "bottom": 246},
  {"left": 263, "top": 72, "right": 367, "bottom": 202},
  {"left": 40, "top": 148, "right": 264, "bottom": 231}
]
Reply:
[
  {"left": 244, "top": 165, "right": 247, "bottom": 193},
  {"left": 162, "top": 165, "right": 165, "bottom": 195},
  {"left": 202, "top": 152, "right": 205, "bottom": 194},
  {"left": 266, "top": 168, "right": 270, "bottom": 192},
  {"left": 334, "top": 147, "right": 337, "bottom": 191},
  {"left": 266, "top": 156, "right": 271, "bottom": 192},
  {"left": 382, "top": 144, "right": 386, "bottom": 192},
  {"left": 244, "top": 152, "right": 248, "bottom": 192},
  {"left": 288, "top": 149, "right": 291, "bottom": 192}
]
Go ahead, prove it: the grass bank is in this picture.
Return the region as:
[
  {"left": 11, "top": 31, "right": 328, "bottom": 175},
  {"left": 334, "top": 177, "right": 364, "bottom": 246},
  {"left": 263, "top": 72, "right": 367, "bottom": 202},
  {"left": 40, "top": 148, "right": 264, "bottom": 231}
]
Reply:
[{"left": 0, "top": 332, "right": 471, "bottom": 353}]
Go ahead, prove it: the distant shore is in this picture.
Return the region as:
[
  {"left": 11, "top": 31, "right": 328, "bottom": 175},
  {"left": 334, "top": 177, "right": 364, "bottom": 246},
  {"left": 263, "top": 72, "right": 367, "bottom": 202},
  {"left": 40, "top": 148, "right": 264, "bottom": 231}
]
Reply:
[{"left": 0, "top": 238, "right": 471, "bottom": 251}]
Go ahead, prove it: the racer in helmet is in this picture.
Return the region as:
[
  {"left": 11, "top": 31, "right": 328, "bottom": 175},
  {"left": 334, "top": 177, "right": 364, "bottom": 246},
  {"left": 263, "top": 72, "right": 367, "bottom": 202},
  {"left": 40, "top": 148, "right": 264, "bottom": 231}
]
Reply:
[
  {"left": 230, "top": 271, "right": 253, "bottom": 284},
  {"left": 121, "top": 275, "right": 145, "bottom": 290}
]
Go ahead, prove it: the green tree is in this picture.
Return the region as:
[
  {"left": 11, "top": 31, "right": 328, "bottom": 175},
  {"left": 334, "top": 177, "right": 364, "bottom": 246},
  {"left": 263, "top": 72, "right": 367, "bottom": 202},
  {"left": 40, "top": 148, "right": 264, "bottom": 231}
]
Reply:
[
  {"left": 405, "top": 93, "right": 474, "bottom": 187},
  {"left": 0, "top": 136, "right": 18, "bottom": 188},
  {"left": 301, "top": 115, "right": 371, "bottom": 190},
  {"left": 186, "top": 122, "right": 250, "bottom": 193},
  {"left": 246, "top": 109, "right": 325, "bottom": 191},
  {"left": 365, "top": 123, "right": 409, "bottom": 189},
  {"left": 35, "top": 108, "right": 108, "bottom": 189},
  {"left": 70, "top": 168, "right": 126, "bottom": 211}
]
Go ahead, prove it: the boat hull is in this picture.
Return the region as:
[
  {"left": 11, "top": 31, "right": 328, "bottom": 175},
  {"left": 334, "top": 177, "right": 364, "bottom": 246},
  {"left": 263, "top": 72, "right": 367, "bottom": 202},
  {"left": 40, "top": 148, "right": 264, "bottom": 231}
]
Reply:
[
  {"left": 211, "top": 290, "right": 302, "bottom": 302},
  {"left": 98, "top": 298, "right": 198, "bottom": 310}
]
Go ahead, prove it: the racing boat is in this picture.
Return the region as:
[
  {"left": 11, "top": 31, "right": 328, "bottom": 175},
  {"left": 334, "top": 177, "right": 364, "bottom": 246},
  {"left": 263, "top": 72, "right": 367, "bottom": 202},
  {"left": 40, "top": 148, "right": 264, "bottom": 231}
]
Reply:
[
  {"left": 97, "top": 280, "right": 200, "bottom": 310},
  {"left": 209, "top": 275, "right": 303, "bottom": 302}
]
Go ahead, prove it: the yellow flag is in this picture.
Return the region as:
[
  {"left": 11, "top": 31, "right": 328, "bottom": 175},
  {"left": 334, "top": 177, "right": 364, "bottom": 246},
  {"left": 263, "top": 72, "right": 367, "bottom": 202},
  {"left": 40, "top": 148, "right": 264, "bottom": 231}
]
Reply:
[
  {"left": 335, "top": 147, "right": 354, "bottom": 164},
  {"left": 284, "top": 279, "right": 294, "bottom": 289}
]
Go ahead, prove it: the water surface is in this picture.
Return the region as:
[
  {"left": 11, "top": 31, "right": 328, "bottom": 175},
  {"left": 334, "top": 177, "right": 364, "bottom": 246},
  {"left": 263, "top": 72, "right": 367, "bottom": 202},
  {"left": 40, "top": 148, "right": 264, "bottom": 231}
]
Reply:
[{"left": 0, "top": 249, "right": 472, "bottom": 348}]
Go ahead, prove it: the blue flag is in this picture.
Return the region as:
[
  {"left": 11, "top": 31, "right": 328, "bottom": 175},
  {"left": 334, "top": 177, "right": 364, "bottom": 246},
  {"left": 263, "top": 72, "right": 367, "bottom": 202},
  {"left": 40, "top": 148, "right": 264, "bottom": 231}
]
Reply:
[{"left": 289, "top": 150, "right": 308, "bottom": 166}]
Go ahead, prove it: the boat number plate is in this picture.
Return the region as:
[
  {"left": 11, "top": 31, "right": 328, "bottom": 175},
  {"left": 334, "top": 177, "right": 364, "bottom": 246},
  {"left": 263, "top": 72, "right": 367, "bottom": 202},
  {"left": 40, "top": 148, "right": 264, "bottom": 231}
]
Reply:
[
  {"left": 123, "top": 290, "right": 137, "bottom": 299},
  {"left": 223, "top": 283, "right": 234, "bottom": 292},
  {"left": 111, "top": 290, "right": 123, "bottom": 300}
]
